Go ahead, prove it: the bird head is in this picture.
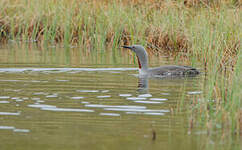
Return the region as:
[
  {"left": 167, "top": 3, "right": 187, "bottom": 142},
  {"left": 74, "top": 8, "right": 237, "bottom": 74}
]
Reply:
[
  {"left": 122, "top": 45, "right": 146, "bottom": 53},
  {"left": 122, "top": 45, "right": 148, "bottom": 70}
]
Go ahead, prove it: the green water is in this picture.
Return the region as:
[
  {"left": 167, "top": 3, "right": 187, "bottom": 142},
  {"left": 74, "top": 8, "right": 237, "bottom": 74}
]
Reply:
[{"left": 0, "top": 44, "right": 240, "bottom": 150}]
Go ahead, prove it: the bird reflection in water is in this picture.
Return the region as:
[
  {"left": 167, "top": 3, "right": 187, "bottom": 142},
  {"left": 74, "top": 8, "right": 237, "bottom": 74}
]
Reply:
[{"left": 137, "top": 77, "right": 149, "bottom": 94}]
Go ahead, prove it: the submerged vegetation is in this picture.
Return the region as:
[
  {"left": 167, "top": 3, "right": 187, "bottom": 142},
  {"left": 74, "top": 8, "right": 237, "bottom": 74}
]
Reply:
[{"left": 0, "top": 0, "right": 241, "bottom": 138}]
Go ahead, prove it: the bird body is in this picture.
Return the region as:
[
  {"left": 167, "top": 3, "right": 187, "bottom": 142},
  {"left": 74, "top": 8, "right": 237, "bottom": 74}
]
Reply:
[{"left": 122, "top": 45, "right": 200, "bottom": 77}]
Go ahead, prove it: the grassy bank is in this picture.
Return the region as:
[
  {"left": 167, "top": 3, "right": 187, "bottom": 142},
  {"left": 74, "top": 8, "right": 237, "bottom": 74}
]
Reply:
[{"left": 0, "top": 0, "right": 241, "bottom": 135}]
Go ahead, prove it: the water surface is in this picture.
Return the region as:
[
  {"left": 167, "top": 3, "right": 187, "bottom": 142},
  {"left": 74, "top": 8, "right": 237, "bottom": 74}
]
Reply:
[{"left": 0, "top": 44, "right": 239, "bottom": 150}]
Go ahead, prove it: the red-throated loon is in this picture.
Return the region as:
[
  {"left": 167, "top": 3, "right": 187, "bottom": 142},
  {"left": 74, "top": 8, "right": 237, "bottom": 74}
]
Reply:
[{"left": 122, "top": 45, "right": 200, "bottom": 77}]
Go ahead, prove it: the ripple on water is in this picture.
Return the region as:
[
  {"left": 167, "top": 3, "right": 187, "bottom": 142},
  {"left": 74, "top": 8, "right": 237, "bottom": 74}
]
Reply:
[
  {"left": 0, "top": 126, "right": 30, "bottom": 132},
  {"left": 126, "top": 97, "right": 147, "bottom": 100},
  {"left": 33, "top": 92, "right": 48, "bottom": 95},
  {"left": 32, "top": 98, "right": 41, "bottom": 101},
  {"left": 99, "top": 113, "right": 120, "bottom": 117},
  {"left": 13, "top": 129, "right": 30, "bottom": 133},
  {"left": 161, "top": 93, "right": 170, "bottom": 95},
  {"left": 55, "top": 79, "right": 69, "bottom": 82},
  {"left": 0, "top": 112, "right": 20, "bottom": 115},
  {"left": 138, "top": 94, "right": 152, "bottom": 98},
  {"left": 0, "top": 68, "right": 137, "bottom": 73},
  {"left": 125, "top": 112, "right": 165, "bottom": 116},
  {"left": 15, "top": 99, "right": 23, "bottom": 102},
  {"left": 36, "top": 100, "right": 45, "bottom": 103},
  {"left": 101, "top": 90, "right": 109, "bottom": 93},
  {"left": 4, "top": 89, "right": 21, "bottom": 92},
  {"left": 41, "top": 107, "right": 94, "bottom": 112},
  {"left": 187, "top": 91, "right": 203, "bottom": 95},
  {"left": 0, "top": 96, "right": 10, "bottom": 99},
  {"left": 97, "top": 95, "right": 111, "bottom": 98},
  {"left": 0, "top": 126, "right": 15, "bottom": 130},
  {"left": 28, "top": 104, "right": 57, "bottom": 108},
  {"left": 11, "top": 97, "right": 23, "bottom": 102},
  {"left": 103, "top": 108, "right": 169, "bottom": 113},
  {"left": 125, "top": 112, "right": 139, "bottom": 115},
  {"left": 28, "top": 104, "right": 94, "bottom": 112},
  {"left": 0, "top": 101, "right": 10, "bottom": 104},
  {"left": 143, "top": 112, "right": 165, "bottom": 116},
  {"left": 134, "top": 101, "right": 163, "bottom": 104},
  {"left": 149, "top": 98, "right": 168, "bottom": 101},
  {"left": 119, "top": 94, "right": 132, "bottom": 97},
  {"left": 71, "top": 96, "right": 84, "bottom": 99},
  {"left": 85, "top": 104, "right": 146, "bottom": 109},
  {"left": 0, "top": 80, "right": 20, "bottom": 82},
  {"left": 46, "top": 94, "right": 58, "bottom": 98},
  {"left": 76, "top": 90, "right": 99, "bottom": 93},
  {"left": 31, "top": 80, "right": 48, "bottom": 83}
]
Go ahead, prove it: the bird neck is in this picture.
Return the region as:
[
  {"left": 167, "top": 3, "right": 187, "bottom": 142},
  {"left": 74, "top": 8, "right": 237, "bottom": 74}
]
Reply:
[
  {"left": 136, "top": 54, "right": 148, "bottom": 73},
  {"left": 137, "top": 57, "right": 142, "bottom": 69}
]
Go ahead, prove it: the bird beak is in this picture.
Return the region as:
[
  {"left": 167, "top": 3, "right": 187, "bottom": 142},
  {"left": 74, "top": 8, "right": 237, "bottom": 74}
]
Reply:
[{"left": 122, "top": 45, "right": 132, "bottom": 49}]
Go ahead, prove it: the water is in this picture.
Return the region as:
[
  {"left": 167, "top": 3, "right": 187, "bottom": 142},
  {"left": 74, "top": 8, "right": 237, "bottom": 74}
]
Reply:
[{"left": 0, "top": 44, "right": 239, "bottom": 150}]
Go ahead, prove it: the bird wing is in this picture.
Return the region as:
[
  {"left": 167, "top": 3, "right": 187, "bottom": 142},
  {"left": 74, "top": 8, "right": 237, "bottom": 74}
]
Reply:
[{"left": 149, "top": 65, "right": 199, "bottom": 76}]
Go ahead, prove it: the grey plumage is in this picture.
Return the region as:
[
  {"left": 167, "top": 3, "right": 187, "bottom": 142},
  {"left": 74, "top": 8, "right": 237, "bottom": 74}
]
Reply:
[
  {"left": 122, "top": 45, "right": 200, "bottom": 77},
  {"left": 148, "top": 65, "right": 199, "bottom": 76}
]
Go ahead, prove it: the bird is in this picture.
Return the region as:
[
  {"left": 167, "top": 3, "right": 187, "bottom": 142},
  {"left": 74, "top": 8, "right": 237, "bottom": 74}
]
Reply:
[{"left": 122, "top": 45, "right": 200, "bottom": 77}]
